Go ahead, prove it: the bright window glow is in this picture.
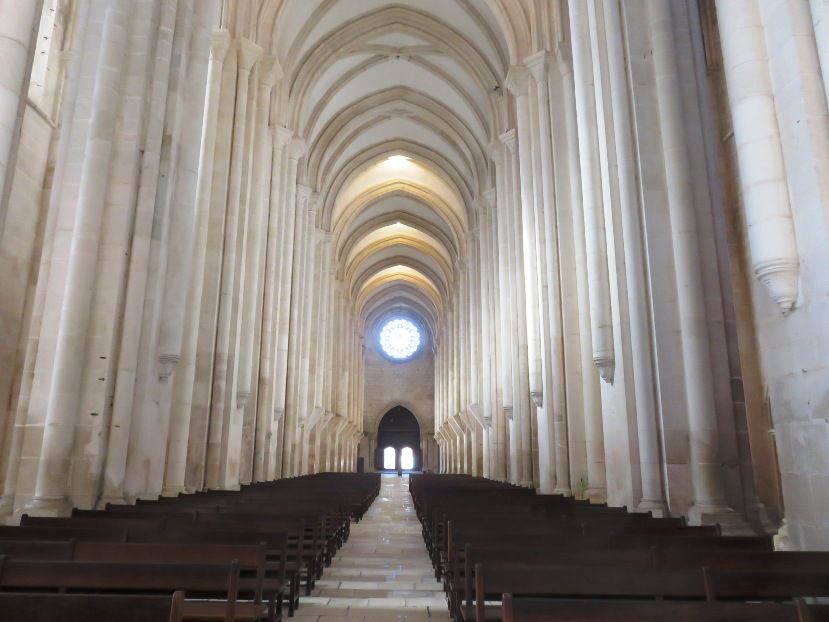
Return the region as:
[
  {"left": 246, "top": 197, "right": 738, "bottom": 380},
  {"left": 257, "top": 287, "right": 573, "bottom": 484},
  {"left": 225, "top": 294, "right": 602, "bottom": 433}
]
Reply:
[
  {"left": 383, "top": 447, "right": 396, "bottom": 469},
  {"left": 385, "top": 154, "right": 411, "bottom": 166},
  {"left": 401, "top": 447, "right": 414, "bottom": 470},
  {"left": 379, "top": 318, "right": 422, "bottom": 360}
]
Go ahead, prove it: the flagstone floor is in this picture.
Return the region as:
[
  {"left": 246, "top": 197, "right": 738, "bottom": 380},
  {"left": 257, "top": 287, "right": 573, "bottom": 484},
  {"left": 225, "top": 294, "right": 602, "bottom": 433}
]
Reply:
[{"left": 293, "top": 474, "right": 450, "bottom": 622}]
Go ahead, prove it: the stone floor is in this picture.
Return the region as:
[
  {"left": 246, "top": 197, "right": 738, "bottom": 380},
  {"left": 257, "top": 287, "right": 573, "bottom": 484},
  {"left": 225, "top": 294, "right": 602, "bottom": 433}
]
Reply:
[{"left": 293, "top": 473, "right": 451, "bottom": 622}]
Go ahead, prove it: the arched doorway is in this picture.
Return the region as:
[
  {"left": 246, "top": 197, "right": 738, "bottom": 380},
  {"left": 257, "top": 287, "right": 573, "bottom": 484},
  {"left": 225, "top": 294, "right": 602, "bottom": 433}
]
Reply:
[{"left": 375, "top": 406, "right": 421, "bottom": 471}]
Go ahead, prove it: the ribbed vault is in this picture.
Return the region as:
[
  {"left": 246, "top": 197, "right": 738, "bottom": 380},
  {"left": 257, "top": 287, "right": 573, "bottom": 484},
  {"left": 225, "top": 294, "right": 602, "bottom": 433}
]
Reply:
[{"left": 234, "top": 0, "right": 530, "bottom": 341}]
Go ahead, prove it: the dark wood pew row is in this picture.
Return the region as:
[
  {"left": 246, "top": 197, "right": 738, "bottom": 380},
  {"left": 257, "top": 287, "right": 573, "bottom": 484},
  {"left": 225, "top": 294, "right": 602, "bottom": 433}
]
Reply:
[
  {"left": 409, "top": 474, "right": 829, "bottom": 622},
  {"left": 0, "top": 556, "right": 254, "bottom": 622},
  {"left": 0, "top": 472, "right": 380, "bottom": 621},
  {"left": 473, "top": 564, "right": 829, "bottom": 622},
  {"left": 500, "top": 595, "right": 829, "bottom": 622},
  {"left": 0, "top": 591, "right": 185, "bottom": 622}
]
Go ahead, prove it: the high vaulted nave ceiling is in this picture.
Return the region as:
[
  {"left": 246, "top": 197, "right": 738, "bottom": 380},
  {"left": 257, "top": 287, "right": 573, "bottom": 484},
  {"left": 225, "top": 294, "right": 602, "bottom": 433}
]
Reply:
[{"left": 226, "top": 0, "right": 541, "bottom": 340}]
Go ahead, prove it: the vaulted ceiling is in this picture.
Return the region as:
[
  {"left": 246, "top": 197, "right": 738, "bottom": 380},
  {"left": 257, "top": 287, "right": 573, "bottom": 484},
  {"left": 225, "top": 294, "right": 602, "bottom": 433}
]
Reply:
[{"left": 223, "top": 0, "right": 554, "bottom": 344}]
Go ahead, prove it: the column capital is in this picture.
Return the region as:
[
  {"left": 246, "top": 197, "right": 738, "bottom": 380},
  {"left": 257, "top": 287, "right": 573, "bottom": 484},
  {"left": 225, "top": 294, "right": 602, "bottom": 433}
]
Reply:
[
  {"left": 288, "top": 136, "right": 307, "bottom": 160},
  {"left": 296, "top": 184, "right": 312, "bottom": 205},
  {"left": 237, "top": 38, "right": 263, "bottom": 72},
  {"left": 505, "top": 65, "right": 531, "bottom": 96},
  {"left": 555, "top": 43, "right": 574, "bottom": 76},
  {"left": 487, "top": 139, "right": 504, "bottom": 160},
  {"left": 258, "top": 56, "right": 283, "bottom": 88},
  {"left": 210, "top": 29, "right": 232, "bottom": 63},
  {"left": 524, "top": 49, "right": 554, "bottom": 84},
  {"left": 309, "top": 192, "right": 321, "bottom": 214},
  {"left": 482, "top": 188, "right": 496, "bottom": 211},
  {"left": 499, "top": 129, "right": 517, "bottom": 154},
  {"left": 274, "top": 126, "right": 294, "bottom": 149}
]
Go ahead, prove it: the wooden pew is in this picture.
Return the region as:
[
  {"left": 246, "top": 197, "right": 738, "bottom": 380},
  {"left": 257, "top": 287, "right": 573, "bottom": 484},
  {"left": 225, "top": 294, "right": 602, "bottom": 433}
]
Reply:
[
  {"left": 500, "top": 595, "right": 821, "bottom": 622},
  {"left": 473, "top": 564, "right": 829, "bottom": 622},
  {"left": 0, "top": 591, "right": 185, "bottom": 622},
  {"left": 0, "top": 556, "right": 262, "bottom": 622}
]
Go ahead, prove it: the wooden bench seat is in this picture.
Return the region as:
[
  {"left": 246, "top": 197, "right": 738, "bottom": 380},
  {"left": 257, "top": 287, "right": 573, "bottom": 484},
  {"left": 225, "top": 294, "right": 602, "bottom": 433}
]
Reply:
[
  {"left": 0, "top": 591, "right": 185, "bottom": 622},
  {"left": 0, "top": 556, "right": 268, "bottom": 622},
  {"left": 500, "top": 596, "right": 825, "bottom": 622}
]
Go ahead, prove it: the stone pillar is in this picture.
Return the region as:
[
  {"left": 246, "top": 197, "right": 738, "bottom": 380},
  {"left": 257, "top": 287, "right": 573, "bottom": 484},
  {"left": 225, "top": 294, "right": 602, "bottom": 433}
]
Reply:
[
  {"left": 588, "top": 0, "right": 667, "bottom": 513},
  {"left": 568, "top": 0, "right": 615, "bottom": 382},
  {"left": 253, "top": 124, "right": 290, "bottom": 482},
  {"left": 559, "top": 40, "right": 607, "bottom": 500},
  {"left": 501, "top": 114, "right": 534, "bottom": 488},
  {"left": 648, "top": 0, "right": 736, "bottom": 521},
  {"left": 163, "top": 29, "right": 231, "bottom": 494},
  {"left": 812, "top": 0, "right": 829, "bottom": 105},
  {"left": 491, "top": 140, "right": 514, "bottom": 482},
  {"left": 237, "top": 58, "right": 279, "bottom": 484},
  {"left": 273, "top": 139, "right": 304, "bottom": 476},
  {"left": 0, "top": 0, "right": 42, "bottom": 226},
  {"left": 505, "top": 67, "right": 542, "bottom": 404},
  {"left": 205, "top": 38, "right": 262, "bottom": 489},
  {"left": 25, "top": 1, "right": 135, "bottom": 515},
  {"left": 715, "top": 0, "right": 799, "bottom": 313},
  {"left": 526, "top": 51, "right": 568, "bottom": 495}
]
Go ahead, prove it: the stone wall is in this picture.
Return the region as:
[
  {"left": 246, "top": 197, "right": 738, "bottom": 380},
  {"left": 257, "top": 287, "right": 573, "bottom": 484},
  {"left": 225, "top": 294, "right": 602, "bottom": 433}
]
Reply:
[{"left": 362, "top": 344, "right": 436, "bottom": 472}]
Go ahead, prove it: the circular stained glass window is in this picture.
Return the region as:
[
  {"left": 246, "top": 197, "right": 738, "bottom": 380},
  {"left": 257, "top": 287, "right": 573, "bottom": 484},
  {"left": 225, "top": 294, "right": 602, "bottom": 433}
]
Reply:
[{"left": 378, "top": 318, "right": 422, "bottom": 361}]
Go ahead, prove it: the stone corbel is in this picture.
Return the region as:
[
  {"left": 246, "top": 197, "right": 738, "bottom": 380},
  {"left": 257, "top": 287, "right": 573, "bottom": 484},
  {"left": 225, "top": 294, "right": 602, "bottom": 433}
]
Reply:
[
  {"left": 505, "top": 65, "right": 531, "bottom": 98},
  {"left": 258, "top": 55, "right": 283, "bottom": 89},
  {"left": 504, "top": 405, "right": 514, "bottom": 422},
  {"left": 157, "top": 353, "right": 180, "bottom": 382},
  {"left": 236, "top": 390, "right": 250, "bottom": 410},
  {"left": 210, "top": 29, "right": 232, "bottom": 64},
  {"left": 306, "top": 406, "right": 326, "bottom": 430},
  {"left": 448, "top": 413, "right": 465, "bottom": 437},
  {"left": 531, "top": 391, "right": 543, "bottom": 409},
  {"left": 288, "top": 137, "right": 307, "bottom": 162},
  {"left": 273, "top": 408, "right": 284, "bottom": 423},
  {"left": 237, "top": 37, "right": 263, "bottom": 73},
  {"left": 524, "top": 49, "right": 554, "bottom": 87},
  {"left": 466, "top": 403, "right": 486, "bottom": 429},
  {"left": 555, "top": 42, "right": 574, "bottom": 77}
]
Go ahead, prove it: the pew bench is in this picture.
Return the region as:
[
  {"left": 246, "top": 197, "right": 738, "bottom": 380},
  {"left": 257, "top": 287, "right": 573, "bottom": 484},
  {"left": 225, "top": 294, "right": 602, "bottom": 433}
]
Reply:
[{"left": 0, "top": 591, "right": 185, "bottom": 622}]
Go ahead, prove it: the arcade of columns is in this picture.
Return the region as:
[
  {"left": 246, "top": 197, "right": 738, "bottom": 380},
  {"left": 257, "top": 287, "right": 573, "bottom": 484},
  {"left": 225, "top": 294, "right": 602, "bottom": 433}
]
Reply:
[{"left": 1, "top": 0, "right": 829, "bottom": 550}]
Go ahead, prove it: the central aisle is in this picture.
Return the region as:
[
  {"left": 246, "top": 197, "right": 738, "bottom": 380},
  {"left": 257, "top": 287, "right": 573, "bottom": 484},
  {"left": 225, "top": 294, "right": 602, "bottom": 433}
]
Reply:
[{"left": 296, "top": 474, "right": 450, "bottom": 621}]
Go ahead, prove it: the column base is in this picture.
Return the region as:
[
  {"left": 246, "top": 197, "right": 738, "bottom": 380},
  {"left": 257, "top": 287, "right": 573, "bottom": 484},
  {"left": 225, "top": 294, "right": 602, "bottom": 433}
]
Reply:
[
  {"left": 553, "top": 486, "right": 572, "bottom": 496},
  {"left": 773, "top": 518, "right": 793, "bottom": 550},
  {"left": 637, "top": 498, "right": 668, "bottom": 518},
  {"left": 96, "top": 494, "right": 130, "bottom": 510},
  {"left": 687, "top": 502, "right": 753, "bottom": 535},
  {"left": 20, "top": 494, "right": 73, "bottom": 517},
  {"left": 160, "top": 485, "right": 188, "bottom": 497},
  {"left": 584, "top": 487, "right": 607, "bottom": 503},
  {"left": 0, "top": 493, "right": 15, "bottom": 517}
]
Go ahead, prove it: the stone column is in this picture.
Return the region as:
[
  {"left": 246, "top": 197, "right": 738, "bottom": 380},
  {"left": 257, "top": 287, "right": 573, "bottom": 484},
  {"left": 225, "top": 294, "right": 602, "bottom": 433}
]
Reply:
[
  {"left": 163, "top": 29, "right": 231, "bottom": 494},
  {"left": 238, "top": 57, "right": 277, "bottom": 429},
  {"left": 272, "top": 138, "right": 304, "bottom": 475},
  {"left": 648, "top": 0, "right": 735, "bottom": 521},
  {"left": 0, "top": 0, "right": 42, "bottom": 226},
  {"left": 505, "top": 68, "right": 542, "bottom": 407},
  {"left": 253, "top": 124, "right": 289, "bottom": 482},
  {"left": 501, "top": 116, "right": 534, "bottom": 487},
  {"left": 25, "top": 1, "right": 134, "bottom": 515},
  {"left": 491, "top": 140, "right": 513, "bottom": 482},
  {"left": 569, "top": 0, "right": 615, "bottom": 382},
  {"left": 812, "top": 0, "right": 829, "bottom": 105},
  {"left": 591, "top": 0, "right": 667, "bottom": 513},
  {"left": 715, "top": 0, "right": 799, "bottom": 313},
  {"left": 526, "top": 51, "right": 568, "bottom": 495},
  {"left": 559, "top": 41, "right": 607, "bottom": 500},
  {"left": 0, "top": 1, "right": 89, "bottom": 516},
  {"left": 205, "top": 38, "right": 261, "bottom": 489}
]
